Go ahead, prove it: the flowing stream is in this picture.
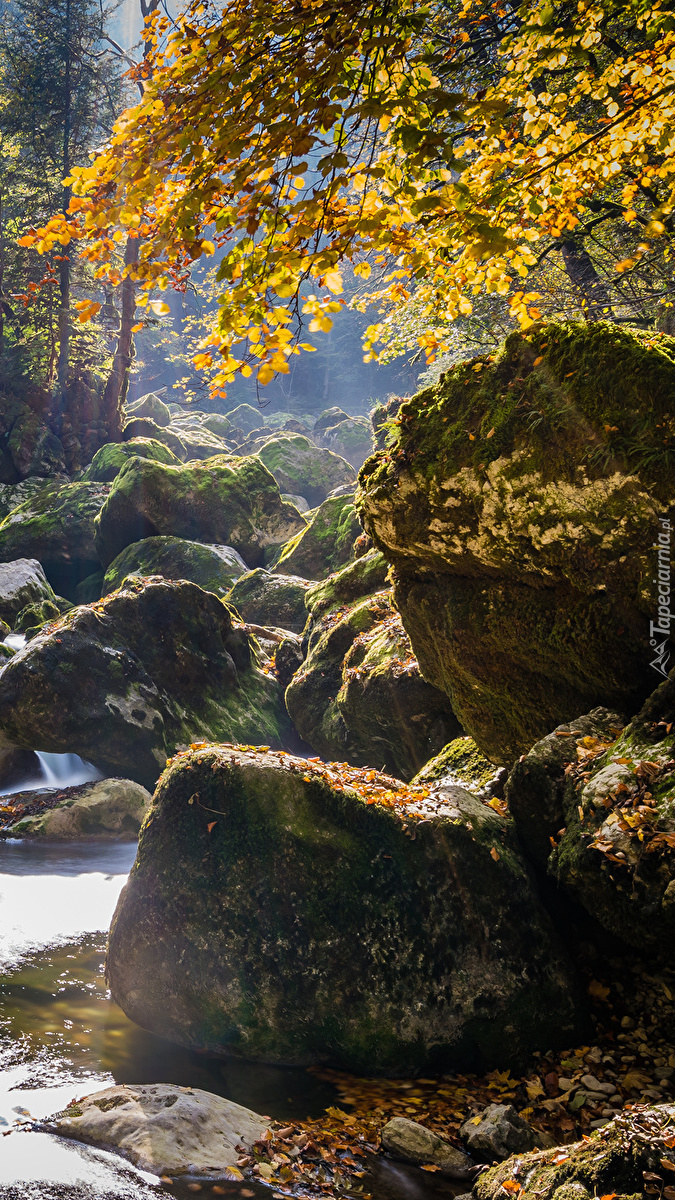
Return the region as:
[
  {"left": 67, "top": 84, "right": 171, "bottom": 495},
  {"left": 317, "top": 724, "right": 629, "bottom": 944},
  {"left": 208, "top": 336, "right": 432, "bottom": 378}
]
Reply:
[{"left": 0, "top": 838, "right": 455, "bottom": 1200}]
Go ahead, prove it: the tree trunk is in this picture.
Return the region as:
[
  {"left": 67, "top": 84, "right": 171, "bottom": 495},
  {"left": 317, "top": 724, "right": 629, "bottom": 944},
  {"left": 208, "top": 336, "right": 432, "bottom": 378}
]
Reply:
[
  {"left": 101, "top": 236, "right": 138, "bottom": 438},
  {"left": 561, "top": 238, "right": 613, "bottom": 319},
  {"left": 56, "top": 0, "right": 72, "bottom": 405}
]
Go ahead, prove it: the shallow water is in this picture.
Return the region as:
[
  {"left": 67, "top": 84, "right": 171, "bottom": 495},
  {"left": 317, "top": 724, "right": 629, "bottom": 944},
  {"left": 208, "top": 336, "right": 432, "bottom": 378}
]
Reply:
[{"left": 0, "top": 840, "right": 456, "bottom": 1200}]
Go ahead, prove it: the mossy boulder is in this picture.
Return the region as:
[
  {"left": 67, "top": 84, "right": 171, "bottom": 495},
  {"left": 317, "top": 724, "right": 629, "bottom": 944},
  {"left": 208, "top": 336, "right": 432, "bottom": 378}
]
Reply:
[
  {"left": 102, "top": 537, "right": 248, "bottom": 598},
  {"left": 474, "top": 1104, "right": 675, "bottom": 1200},
  {"left": 0, "top": 477, "right": 63, "bottom": 520},
  {"left": 201, "top": 412, "right": 232, "bottom": 439},
  {"left": 94, "top": 455, "right": 306, "bottom": 571},
  {"left": 81, "top": 439, "right": 181, "bottom": 483},
  {"left": 106, "top": 745, "right": 584, "bottom": 1073},
  {"left": 413, "top": 736, "right": 506, "bottom": 800},
  {"left": 0, "top": 481, "right": 110, "bottom": 598},
  {"left": 542, "top": 675, "right": 675, "bottom": 956},
  {"left": 122, "top": 418, "right": 186, "bottom": 459},
  {"left": 172, "top": 426, "right": 233, "bottom": 461},
  {"left": 272, "top": 494, "right": 362, "bottom": 580},
  {"left": 126, "top": 392, "right": 172, "bottom": 427},
  {"left": 303, "top": 549, "right": 389, "bottom": 623},
  {"left": 75, "top": 571, "right": 105, "bottom": 604},
  {"left": 313, "top": 406, "right": 350, "bottom": 433},
  {"left": 256, "top": 435, "right": 355, "bottom": 506},
  {"left": 0, "top": 577, "right": 290, "bottom": 786},
  {"left": 0, "top": 558, "right": 58, "bottom": 626},
  {"left": 316, "top": 416, "right": 373, "bottom": 470},
  {"left": 226, "top": 403, "right": 265, "bottom": 433},
  {"left": 357, "top": 322, "right": 675, "bottom": 764},
  {"left": 286, "top": 589, "right": 462, "bottom": 779},
  {"left": 226, "top": 569, "right": 315, "bottom": 633},
  {"left": 15, "top": 597, "right": 62, "bottom": 636},
  {"left": 7, "top": 409, "right": 66, "bottom": 478},
  {"left": 7, "top": 778, "right": 151, "bottom": 839}
]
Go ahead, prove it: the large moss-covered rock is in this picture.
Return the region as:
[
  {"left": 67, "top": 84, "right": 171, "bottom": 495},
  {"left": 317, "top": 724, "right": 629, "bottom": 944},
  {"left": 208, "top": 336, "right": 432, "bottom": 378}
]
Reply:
[
  {"left": 0, "top": 558, "right": 57, "bottom": 626},
  {"left": 8, "top": 409, "right": 66, "bottom": 478},
  {"left": 106, "top": 746, "right": 584, "bottom": 1073},
  {"left": 81, "top": 438, "right": 181, "bottom": 483},
  {"left": 286, "top": 588, "right": 462, "bottom": 779},
  {"left": 122, "top": 418, "right": 186, "bottom": 459},
  {"left": 7, "top": 778, "right": 151, "bottom": 839},
  {"left": 0, "top": 476, "right": 65, "bottom": 520},
  {"left": 315, "top": 416, "right": 373, "bottom": 470},
  {"left": 201, "top": 412, "right": 232, "bottom": 439},
  {"left": 541, "top": 676, "right": 675, "bottom": 956},
  {"left": 302, "top": 549, "right": 389, "bottom": 623},
  {"left": 474, "top": 1104, "right": 675, "bottom": 1200},
  {"left": 126, "top": 392, "right": 172, "bottom": 427},
  {"left": 0, "top": 577, "right": 289, "bottom": 786},
  {"left": 176, "top": 426, "right": 233, "bottom": 461},
  {"left": 256, "top": 436, "right": 355, "bottom": 506},
  {"left": 102, "top": 537, "right": 248, "bottom": 598},
  {"left": 272, "top": 494, "right": 361, "bottom": 579},
  {"left": 94, "top": 456, "right": 305, "bottom": 570},
  {"left": 357, "top": 322, "right": 675, "bottom": 764},
  {"left": 227, "top": 403, "right": 265, "bottom": 433},
  {"left": 0, "top": 481, "right": 110, "bottom": 598},
  {"left": 226, "top": 568, "right": 314, "bottom": 633}
]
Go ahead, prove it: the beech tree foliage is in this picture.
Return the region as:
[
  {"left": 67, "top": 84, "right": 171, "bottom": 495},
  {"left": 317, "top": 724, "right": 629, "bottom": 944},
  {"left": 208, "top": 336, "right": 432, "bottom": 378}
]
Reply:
[{"left": 23, "top": 0, "right": 675, "bottom": 393}]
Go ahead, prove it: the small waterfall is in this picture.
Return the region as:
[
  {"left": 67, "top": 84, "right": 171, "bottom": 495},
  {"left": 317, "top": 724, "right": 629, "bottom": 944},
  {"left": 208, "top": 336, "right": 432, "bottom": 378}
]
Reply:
[{"left": 35, "top": 753, "right": 103, "bottom": 788}]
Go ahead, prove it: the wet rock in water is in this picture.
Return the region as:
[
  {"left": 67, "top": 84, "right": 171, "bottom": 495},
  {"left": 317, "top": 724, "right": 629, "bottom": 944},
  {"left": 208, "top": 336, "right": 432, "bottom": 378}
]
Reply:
[
  {"left": 7, "top": 778, "right": 151, "bottom": 839},
  {"left": 0, "top": 480, "right": 110, "bottom": 598},
  {"left": 286, "top": 584, "right": 461, "bottom": 780},
  {"left": 474, "top": 1104, "right": 675, "bottom": 1200},
  {"left": 357, "top": 322, "right": 675, "bottom": 763},
  {"left": 413, "top": 737, "right": 506, "bottom": 802},
  {"left": 106, "top": 745, "right": 585, "bottom": 1073},
  {"left": 122, "top": 417, "right": 187, "bottom": 460},
  {"left": 0, "top": 558, "right": 58, "bottom": 626},
  {"left": 0, "top": 746, "right": 41, "bottom": 791},
  {"left": 226, "top": 568, "right": 314, "bottom": 633},
  {"left": 49, "top": 1083, "right": 268, "bottom": 1176},
  {"left": 102, "top": 536, "right": 248, "bottom": 598},
  {"left": 381, "top": 1117, "right": 475, "bottom": 1178},
  {"left": 0, "top": 576, "right": 289, "bottom": 785},
  {"left": 226, "top": 402, "right": 265, "bottom": 433},
  {"left": 460, "top": 1104, "right": 537, "bottom": 1161},
  {"left": 125, "top": 392, "right": 172, "bottom": 427},
  {"left": 505, "top": 708, "right": 625, "bottom": 870},
  {"left": 281, "top": 492, "right": 310, "bottom": 513},
  {"left": 256, "top": 435, "right": 355, "bottom": 506},
  {"left": 81, "top": 438, "right": 181, "bottom": 483},
  {"left": 271, "top": 493, "right": 361, "bottom": 579},
  {"left": 542, "top": 675, "right": 675, "bottom": 957},
  {"left": 315, "top": 415, "right": 373, "bottom": 470},
  {"left": 94, "top": 455, "right": 305, "bottom": 571}
]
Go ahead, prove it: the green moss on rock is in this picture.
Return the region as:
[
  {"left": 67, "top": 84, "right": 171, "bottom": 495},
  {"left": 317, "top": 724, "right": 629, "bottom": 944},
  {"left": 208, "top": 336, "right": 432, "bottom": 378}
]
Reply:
[
  {"left": 256, "top": 435, "right": 355, "bottom": 506},
  {"left": 0, "top": 481, "right": 110, "bottom": 598},
  {"left": 226, "top": 568, "right": 314, "bottom": 633},
  {"left": 413, "top": 737, "right": 498, "bottom": 794},
  {"left": 81, "top": 439, "right": 181, "bottom": 483},
  {"left": 106, "top": 745, "right": 585, "bottom": 1074},
  {"left": 102, "top": 536, "right": 248, "bottom": 597},
  {"left": 272, "top": 495, "right": 361, "bottom": 580},
  {"left": 94, "top": 455, "right": 306, "bottom": 571},
  {"left": 0, "top": 576, "right": 290, "bottom": 785},
  {"left": 286, "top": 588, "right": 462, "bottom": 779},
  {"left": 357, "top": 323, "right": 675, "bottom": 764}
]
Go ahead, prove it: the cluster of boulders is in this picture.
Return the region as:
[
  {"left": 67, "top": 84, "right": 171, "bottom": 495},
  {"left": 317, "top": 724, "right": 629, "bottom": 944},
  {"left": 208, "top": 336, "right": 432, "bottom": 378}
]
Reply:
[{"left": 1, "top": 322, "right": 674, "bottom": 1199}]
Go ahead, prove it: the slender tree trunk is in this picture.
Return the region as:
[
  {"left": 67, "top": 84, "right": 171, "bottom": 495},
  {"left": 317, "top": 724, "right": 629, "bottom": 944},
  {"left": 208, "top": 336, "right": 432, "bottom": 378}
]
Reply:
[
  {"left": 57, "top": 0, "right": 72, "bottom": 404},
  {"left": 101, "top": 236, "right": 138, "bottom": 436},
  {"left": 0, "top": 185, "right": 4, "bottom": 358},
  {"left": 561, "top": 238, "right": 613, "bottom": 319}
]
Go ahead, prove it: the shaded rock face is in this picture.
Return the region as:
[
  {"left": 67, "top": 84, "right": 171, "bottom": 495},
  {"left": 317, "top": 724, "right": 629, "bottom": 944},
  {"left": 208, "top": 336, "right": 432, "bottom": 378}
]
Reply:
[
  {"left": 103, "top": 537, "right": 248, "bottom": 598},
  {"left": 49, "top": 1083, "right": 267, "bottom": 1177},
  {"left": 226, "top": 403, "right": 265, "bottom": 433},
  {"left": 94, "top": 456, "right": 306, "bottom": 571},
  {"left": 0, "top": 577, "right": 289, "bottom": 786},
  {"left": 8, "top": 778, "right": 151, "bottom": 839},
  {"left": 315, "top": 416, "right": 373, "bottom": 470},
  {"left": 106, "top": 746, "right": 585, "bottom": 1075},
  {"left": 125, "top": 393, "right": 172, "bottom": 427},
  {"left": 536, "top": 677, "right": 675, "bottom": 957},
  {"left": 257, "top": 435, "right": 355, "bottom": 505},
  {"left": 122, "top": 418, "right": 187, "bottom": 459},
  {"left": 505, "top": 708, "right": 625, "bottom": 870},
  {"left": 460, "top": 1104, "right": 536, "bottom": 1161},
  {"left": 357, "top": 322, "right": 675, "bottom": 764},
  {"left": 272, "top": 494, "right": 361, "bottom": 580},
  {"left": 474, "top": 1104, "right": 675, "bottom": 1200},
  {"left": 81, "top": 438, "right": 181, "bottom": 483},
  {"left": 8, "top": 409, "right": 66, "bottom": 478},
  {"left": 287, "top": 585, "right": 461, "bottom": 780},
  {"left": 0, "top": 482, "right": 109, "bottom": 599},
  {"left": 0, "top": 558, "right": 57, "bottom": 626},
  {"left": 226, "top": 568, "right": 314, "bottom": 633}
]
